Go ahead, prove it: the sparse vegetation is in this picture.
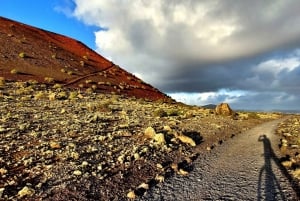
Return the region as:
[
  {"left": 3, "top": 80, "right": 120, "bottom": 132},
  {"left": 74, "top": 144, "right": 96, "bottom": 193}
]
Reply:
[
  {"left": 153, "top": 108, "right": 182, "bottom": 117},
  {"left": 53, "top": 83, "right": 62, "bottom": 89},
  {"left": 10, "top": 69, "right": 19, "bottom": 74},
  {"left": 0, "top": 77, "right": 5, "bottom": 86},
  {"left": 28, "top": 79, "right": 38, "bottom": 85},
  {"left": 91, "top": 84, "right": 97, "bottom": 90},
  {"left": 48, "top": 92, "right": 56, "bottom": 101},
  {"left": 167, "top": 109, "right": 182, "bottom": 116},
  {"left": 44, "top": 77, "right": 55, "bottom": 83},
  {"left": 18, "top": 52, "right": 26, "bottom": 58},
  {"left": 20, "top": 95, "right": 31, "bottom": 101},
  {"left": 56, "top": 91, "right": 68, "bottom": 100},
  {"left": 15, "top": 86, "right": 34, "bottom": 95},
  {"left": 14, "top": 81, "right": 26, "bottom": 88},
  {"left": 34, "top": 91, "right": 46, "bottom": 100},
  {"left": 17, "top": 39, "right": 26, "bottom": 44},
  {"left": 85, "top": 87, "right": 94, "bottom": 94},
  {"left": 68, "top": 91, "right": 78, "bottom": 100},
  {"left": 247, "top": 112, "right": 260, "bottom": 119},
  {"left": 85, "top": 79, "right": 92, "bottom": 84},
  {"left": 154, "top": 108, "right": 168, "bottom": 117}
]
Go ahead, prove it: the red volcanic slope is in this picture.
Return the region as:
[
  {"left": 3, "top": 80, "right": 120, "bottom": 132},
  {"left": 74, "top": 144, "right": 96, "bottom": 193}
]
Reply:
[{"left": 0, "top": 16, "right": 168, "bottom": 101}]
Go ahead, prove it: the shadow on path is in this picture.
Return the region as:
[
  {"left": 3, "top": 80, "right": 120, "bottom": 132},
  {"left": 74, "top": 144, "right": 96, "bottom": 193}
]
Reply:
[{"left": 258, "top": 135, "right": 300, "bottom": 200}]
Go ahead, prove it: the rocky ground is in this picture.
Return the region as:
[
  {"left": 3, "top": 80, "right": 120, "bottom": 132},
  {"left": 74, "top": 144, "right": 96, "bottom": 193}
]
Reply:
[
  {"left": 276, "top": 116, "right": 300, "bottom": 182},
  {"left": 0, "top": 79, "right": 285, "bottom": 200}
]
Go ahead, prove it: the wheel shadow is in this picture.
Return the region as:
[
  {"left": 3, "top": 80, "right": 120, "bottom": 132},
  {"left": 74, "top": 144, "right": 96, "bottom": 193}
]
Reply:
[{"left": 257, "top": 135, "right": 300, "bottom": 200}]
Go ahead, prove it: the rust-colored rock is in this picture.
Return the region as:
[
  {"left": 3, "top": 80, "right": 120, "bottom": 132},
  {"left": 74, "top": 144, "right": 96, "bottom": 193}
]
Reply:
[{"left": 215, "top": 103, "right": 234, "bottom": 116}]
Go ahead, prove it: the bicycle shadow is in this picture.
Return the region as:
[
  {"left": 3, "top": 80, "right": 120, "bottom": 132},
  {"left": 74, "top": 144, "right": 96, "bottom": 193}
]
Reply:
[{"left": 257, "top": 134, "right": 300, "bottom": 200}]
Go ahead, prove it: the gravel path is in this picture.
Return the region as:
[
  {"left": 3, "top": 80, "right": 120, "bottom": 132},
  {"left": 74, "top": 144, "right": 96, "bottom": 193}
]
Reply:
[{"left": 139, "top": 118, "right": 300, "bottom": 201}]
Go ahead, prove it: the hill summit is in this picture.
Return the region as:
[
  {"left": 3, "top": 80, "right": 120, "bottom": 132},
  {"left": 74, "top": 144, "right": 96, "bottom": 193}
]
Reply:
[{"left": 0, "top": 16, "right": 168, "bottom": 101}]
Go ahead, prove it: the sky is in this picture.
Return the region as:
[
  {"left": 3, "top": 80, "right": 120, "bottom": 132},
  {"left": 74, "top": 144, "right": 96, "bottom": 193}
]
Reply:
[{"left": 1, "top": 0, "right": 300, "bottom": 111}]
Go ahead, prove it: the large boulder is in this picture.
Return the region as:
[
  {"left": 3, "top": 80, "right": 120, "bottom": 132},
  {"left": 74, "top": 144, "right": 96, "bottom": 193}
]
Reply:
[{"left": 215, "top": 103, "right": 234, "bottom": 116}]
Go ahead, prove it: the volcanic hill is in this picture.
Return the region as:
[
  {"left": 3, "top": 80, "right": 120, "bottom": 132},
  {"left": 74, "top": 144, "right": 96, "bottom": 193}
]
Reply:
[{"left": 0, "top": 16, "right": 168, "bottom": 101}]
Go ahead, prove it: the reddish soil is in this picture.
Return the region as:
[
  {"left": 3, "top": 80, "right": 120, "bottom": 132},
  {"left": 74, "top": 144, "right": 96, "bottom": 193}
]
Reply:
[{"left": 0, "top": 16, "right": 168, "bottom": 101}]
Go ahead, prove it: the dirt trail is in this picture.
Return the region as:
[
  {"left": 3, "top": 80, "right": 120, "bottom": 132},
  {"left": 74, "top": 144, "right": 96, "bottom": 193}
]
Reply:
[{"left": 139, "top": 118, "right": 299, "bottom": 201}]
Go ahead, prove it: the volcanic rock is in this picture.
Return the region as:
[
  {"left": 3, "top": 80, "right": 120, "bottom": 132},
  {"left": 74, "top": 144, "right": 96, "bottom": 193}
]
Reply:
[{"left": 215, "top": 103, "right": 234, "bottom": 116}]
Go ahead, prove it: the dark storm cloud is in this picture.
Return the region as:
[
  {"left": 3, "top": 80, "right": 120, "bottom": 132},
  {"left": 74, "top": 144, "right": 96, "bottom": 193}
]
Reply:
[
  {"left": 277, "top": 66, "right": 300, "bottom": 93},
  {"left": 231, "top": 92, "right": 300, "bottom": 111}
]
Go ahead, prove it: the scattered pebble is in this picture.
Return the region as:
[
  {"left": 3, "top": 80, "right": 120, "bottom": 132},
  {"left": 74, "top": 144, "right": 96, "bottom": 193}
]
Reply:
[
  {"left": 0, "top": 188, "right": 4, "bottom": 198},
  {"left": 137, "top": 183, "right": 148, "bottom": 190},
  {"left": 155, "top": 175, "right": 165, "bottom": 183},
  {"left": 73, "top": 170, "right": 82, "bottom": 176},
  {"left": 178, "top": 168, "right": 189, "bottom": 176},
  {"left": 177, "top": 135, "right": 196, "bottom": 147},
  {"left": 17, "top": 186, "right": 35, "bottom": 198},
  {"left": 0, "top": 168, "right": 7, "bottom": 175},
  {"left": 144, "top": 127, "right": 156, "bottom": 139},
  {"left": 49, "top": 141, "right": 61, "bottom": 149},
  {"left": 153, "top": 133, "right": 166, "bottom": 145},
  {"left": 127, "top": 190, "right": 136, "bottom": 199}
]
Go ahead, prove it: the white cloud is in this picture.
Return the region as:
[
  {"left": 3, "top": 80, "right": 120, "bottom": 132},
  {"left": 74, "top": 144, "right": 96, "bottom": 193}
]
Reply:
[
  {"left": 71, "top": 0, "right": 300, "bottom": 81},
  {"left": 70, "top": 0, "right": 300, "bottom": 110},
  {"left": 169, "top": 89, "right": 248, "bottom": 106},
  {"left": 254, "top": 57, "right": 300, "bottom": 75},
  {"left": 95, "top": 29, "right": 132, "bottom": 55},
  {"left": 72, "top": 0, "right": 300, "bottom": 64},
  {"left": 54, "top": 0, "right": 75, "bottom": 17}
]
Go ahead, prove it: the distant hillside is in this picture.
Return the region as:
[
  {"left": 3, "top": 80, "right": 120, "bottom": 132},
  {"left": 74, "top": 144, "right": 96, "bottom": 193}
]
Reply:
[
  {"left": 0, "top": 16, "right": 169, "bottom": 101},
  {"left": 271, "top": 109, "right": 300, "bottom": 114},
  {"left": 202, "top": 104, "right": 217, "bottom": 109}
]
